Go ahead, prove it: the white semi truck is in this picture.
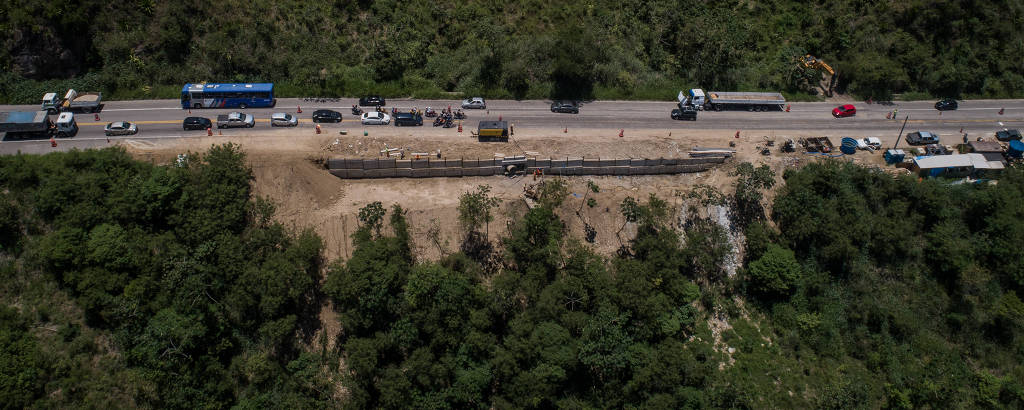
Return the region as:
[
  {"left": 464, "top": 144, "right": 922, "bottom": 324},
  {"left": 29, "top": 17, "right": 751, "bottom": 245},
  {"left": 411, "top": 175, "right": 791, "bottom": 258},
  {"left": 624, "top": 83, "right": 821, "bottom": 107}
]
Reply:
[{"left": 680, "top": 89, "right": 786, "bottom": 112}]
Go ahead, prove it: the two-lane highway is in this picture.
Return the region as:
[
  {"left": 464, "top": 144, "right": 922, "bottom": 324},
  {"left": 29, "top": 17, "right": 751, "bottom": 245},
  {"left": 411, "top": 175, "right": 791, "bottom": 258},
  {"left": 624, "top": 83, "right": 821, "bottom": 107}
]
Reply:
[{"left": 2, "top": 98, "right": 1022, "bottom": 155}]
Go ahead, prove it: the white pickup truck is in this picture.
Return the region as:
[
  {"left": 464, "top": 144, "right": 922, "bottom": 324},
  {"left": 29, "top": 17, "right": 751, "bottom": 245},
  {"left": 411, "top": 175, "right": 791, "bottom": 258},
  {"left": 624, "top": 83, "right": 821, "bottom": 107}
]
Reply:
[{"left": 216, "top": 112, "right": 255, "bottom": 128}]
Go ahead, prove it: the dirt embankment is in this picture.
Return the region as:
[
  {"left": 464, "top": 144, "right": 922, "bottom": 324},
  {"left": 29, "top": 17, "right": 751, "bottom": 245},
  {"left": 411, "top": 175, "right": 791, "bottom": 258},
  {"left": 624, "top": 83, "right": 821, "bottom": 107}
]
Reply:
[{"left": 122, "top": 126, "right": 892, "bottom": 261}]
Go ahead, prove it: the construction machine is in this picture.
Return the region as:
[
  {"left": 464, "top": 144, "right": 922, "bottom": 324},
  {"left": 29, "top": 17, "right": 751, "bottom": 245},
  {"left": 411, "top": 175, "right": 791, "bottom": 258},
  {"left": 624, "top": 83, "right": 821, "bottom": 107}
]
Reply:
[{"left": 800, "top": 54, "right": 838, "bottom": 97}]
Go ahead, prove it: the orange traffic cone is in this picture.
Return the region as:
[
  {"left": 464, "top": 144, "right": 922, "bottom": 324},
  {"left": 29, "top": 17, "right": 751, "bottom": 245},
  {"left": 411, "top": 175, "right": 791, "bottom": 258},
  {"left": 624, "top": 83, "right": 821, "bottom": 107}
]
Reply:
[
  {"left": 297, "top": 106, "right": 302, "bottom": 113},
  {"left": 315, "top": 124, "right": 321, "bottom": 134},
  {"left": 785, "top": 104, "right": 791, "bottom": 112},
  {"left": 458, "top": 123, "right": 463, "bottom": 132},
  {"left": 94, "top": 113, "right": 100, "bottom": 121},
  {"left": 735, "top": 131, "right": 740, "bottom": 138},
  {"left": 498, "top": 115, "right": 502, "bottom": 121},
  {"left": 50, "top": 137, "right": 57, "bottom": 147},
  {"left": 219, "top": 130, "right": 223, "bottom": 136},
  {"left": 207, "top": 127, "right": 212, "bottom": 136},
  {"left": 619, "top": 129, "right": 624, "bottom": 138},
  {"left": 564, "top": 127, "right": 567, "bottom": 133}
]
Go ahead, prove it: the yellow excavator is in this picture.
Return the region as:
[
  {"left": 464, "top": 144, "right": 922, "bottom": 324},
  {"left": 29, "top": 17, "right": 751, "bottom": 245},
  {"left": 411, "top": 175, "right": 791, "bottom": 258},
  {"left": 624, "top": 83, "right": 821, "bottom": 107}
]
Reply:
[{"left": 800, "top": 54, "right": 838, "bottom": 97}]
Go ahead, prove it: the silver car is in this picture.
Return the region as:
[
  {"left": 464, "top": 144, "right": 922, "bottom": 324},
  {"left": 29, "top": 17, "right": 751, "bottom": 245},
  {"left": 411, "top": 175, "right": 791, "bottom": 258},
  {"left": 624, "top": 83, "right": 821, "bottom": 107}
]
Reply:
[
  {"left": 461, "top": 97, "right": 486, "bottom": 109},
  {"left": 360, "top": 111, "right": 391, "bottom": 125},
  {"left": 270, "top": 112, "right": 298, "bottom": 127},
  {"left": 104, "top": 121, "right": 138, "bottom": 136}
]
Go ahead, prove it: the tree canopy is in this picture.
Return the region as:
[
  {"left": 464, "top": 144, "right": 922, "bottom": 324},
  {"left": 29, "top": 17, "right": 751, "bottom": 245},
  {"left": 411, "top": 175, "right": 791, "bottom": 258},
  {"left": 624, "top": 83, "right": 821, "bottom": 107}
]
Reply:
[{"left": 3, "top": 0, "right": 1023, "bottom": 102}]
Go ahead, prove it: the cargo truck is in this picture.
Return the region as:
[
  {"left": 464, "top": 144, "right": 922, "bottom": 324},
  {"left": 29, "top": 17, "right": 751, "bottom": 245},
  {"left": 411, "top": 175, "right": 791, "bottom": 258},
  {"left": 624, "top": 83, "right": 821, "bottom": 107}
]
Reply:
[
  {"left": 680, "top": 89, "right": 786, "bottom": 112},
  {"left": 217, "top": 112, "right": 255, "bottom": 128},
  {"left": 41, "top": 89, "right": 103, "bottom": 114},
  {"left": 0, "top": 111, "right": 79, "bottom": 139}
]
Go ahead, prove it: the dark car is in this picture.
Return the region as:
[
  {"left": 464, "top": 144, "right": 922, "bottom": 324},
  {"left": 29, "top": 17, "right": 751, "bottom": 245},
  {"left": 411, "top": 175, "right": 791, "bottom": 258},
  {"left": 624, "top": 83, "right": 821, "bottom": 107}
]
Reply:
[
  {"left": 935, "top": 99, "right": 958, "bottom": 111},
  {"left": 905, "top": 131, "right": 940, "bottom": 145},
  {"left": 183, "top": 116, "right": 212, "bottom": 130},
  {"left": 312, "top": 109, "right": 342, "bottom": 123},
  {"left": 550, "top": 100, "right": 579, "bottom": 113},
  {"left": 359, "top": 96, "right": 386, "bottom": 107},
  {"left": 394, "top": 112, "right": 423, "bottom": 126},
  {"left": 671, "top": 105, "right": 697, "bottom": 120},
  {"left": 996, "top": 129, "right": 1022, "bottom": 141}
]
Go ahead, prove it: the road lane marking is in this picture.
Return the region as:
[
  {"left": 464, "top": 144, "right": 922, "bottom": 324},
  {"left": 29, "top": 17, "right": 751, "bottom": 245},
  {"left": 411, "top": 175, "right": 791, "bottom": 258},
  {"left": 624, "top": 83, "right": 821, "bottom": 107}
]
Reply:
[{"left": 79, "top": 119, "right": 278, "bottom": 126}]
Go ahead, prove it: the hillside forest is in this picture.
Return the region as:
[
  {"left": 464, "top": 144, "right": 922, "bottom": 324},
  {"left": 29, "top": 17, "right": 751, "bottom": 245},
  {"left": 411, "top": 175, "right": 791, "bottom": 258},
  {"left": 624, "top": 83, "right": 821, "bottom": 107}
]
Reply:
[
  {"left": 0, "top": 145, "right": 1023, "bottom": 407},
  {"left": 2, "top": 0, "right": 1024, "bottom": 102}
]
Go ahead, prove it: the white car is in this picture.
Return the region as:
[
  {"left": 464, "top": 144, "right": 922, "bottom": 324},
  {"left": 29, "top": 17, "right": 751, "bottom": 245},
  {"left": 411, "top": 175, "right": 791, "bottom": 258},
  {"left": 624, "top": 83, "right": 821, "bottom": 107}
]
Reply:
[
  {"left": 270, "top": 112, "right": 298, "bottom": 127},
  {"left": 360, "top": 111, "right": 391, "bottom": 125},
  {"left": 857, "top": 137, "right": 882, "bottom": 150},
  {"left": 461, "top": 97, "right": 486, "bottom": 109},
  {"left": 104, "top": 121, "right": 138, "bottom": 136}
]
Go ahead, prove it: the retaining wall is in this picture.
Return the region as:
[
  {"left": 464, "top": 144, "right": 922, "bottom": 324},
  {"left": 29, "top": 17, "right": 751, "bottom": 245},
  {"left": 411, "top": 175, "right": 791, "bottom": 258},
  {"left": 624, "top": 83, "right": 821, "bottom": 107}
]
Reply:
[{"left": 327, "top": 156, "right": 726, "bottom": 179}]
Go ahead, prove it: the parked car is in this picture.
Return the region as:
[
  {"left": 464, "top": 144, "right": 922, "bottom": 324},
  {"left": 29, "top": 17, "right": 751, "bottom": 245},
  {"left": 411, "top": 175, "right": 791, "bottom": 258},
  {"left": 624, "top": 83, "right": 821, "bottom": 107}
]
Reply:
[
  {"left": 270, "top": 112, "right": 298, "bottom": 127},
  {"left": 358, "top": 96, "right": 386, "bottom": 107},
  {"left": 361, "top": 111, "right": 391, "bottom": 125},
  {"left": 996, "top": 129, "right": 1022, "bottom": 141},
  {"left": 857, "top": 137, "right": 882, "bottom": 150},
  {"left": 832, "top": 104, "right": 856, "bottom": 118},
  {"left": 182, "top": 117, "right": 212, "bottom": 131},
  {"left": 935, "top": 98, "right": 958, "bottom": 111},
  {"left": 394, "top": 112, "right": 423, "bottom": 126},
  {"left": 550, "top": 100, "right": 579, "bottom": 113},
  {"left": 462, "top": 97, "right": 486, "bottom": 109},
  {"left": 104, "top": 121, "right": 138, "bottom": 136},
  {"left": 906, "top": 131, "right": 940, "bottom": 145},
  {"left": 312, "top": 109, "right": 342, "bottom": 123}
]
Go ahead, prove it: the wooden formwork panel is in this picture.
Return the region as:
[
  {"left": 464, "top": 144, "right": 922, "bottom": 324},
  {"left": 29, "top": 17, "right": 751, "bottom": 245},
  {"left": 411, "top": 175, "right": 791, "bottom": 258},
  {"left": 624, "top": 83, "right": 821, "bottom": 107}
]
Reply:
[
  {"left": 446, "top": 159, "right": 463, "bottom": 168},
  {"left": 410, "top": 160, "right": 429, "bottom": 169},
  {"left": 444, "top": 168, "right": 463, "bottom": 177},
  {"left": 395, "top": 168, "right": 413, "bottom": 178},
  {"left": 535, "top": 159, "right": 551, "bottom": 168},
  {"left": 614, "top": 158, "right": 630, "bottom": 166}
]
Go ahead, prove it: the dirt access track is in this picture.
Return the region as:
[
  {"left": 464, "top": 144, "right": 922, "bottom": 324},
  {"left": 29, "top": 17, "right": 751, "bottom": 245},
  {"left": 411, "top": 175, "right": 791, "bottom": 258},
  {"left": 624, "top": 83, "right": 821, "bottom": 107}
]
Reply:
[{"left": 125, "top": 125, "right": 892, "bottom": 261}]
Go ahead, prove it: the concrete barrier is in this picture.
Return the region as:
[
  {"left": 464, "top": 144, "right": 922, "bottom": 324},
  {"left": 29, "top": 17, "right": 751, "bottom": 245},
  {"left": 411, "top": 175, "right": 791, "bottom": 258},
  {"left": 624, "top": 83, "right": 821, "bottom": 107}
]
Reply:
[{"left": 327, "top": 156, "right": 726, "bottom": 179}]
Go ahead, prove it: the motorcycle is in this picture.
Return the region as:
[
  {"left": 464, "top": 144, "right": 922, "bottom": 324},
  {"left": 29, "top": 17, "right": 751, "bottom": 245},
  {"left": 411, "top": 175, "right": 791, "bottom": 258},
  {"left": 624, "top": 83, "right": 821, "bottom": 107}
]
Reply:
[
  {"left": 351, "top": 105, "right": 363, "bottom": 116},
  {"left": 453, "top": 110, "right": 466, "bottom": 120},
  {"left": 424, "top": 107, "right": 437, "bottom": 117},
  {"left": 432, "top": 116, "right": 444, "bottom": 127}
]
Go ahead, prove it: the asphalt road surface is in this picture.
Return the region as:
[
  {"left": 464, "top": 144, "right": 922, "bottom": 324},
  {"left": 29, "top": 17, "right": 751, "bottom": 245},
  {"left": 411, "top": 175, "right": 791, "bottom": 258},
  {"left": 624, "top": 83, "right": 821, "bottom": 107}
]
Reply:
[{"left": 2, "top": 98, "right": 1023, "bottom": 155}]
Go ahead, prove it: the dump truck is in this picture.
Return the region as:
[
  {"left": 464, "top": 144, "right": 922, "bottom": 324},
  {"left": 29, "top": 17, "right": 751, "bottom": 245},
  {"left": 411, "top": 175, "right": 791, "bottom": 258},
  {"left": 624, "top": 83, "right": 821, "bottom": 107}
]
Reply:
[
  {"left": 476, "top": 120, "right": 509, "bottom": 142},
  {"left": 681, "top": 89, "right": 786, "bottom": 112},
  {"left": 217, "top": 112, "right": 255, "bottom": 128},
  {"left": 41, "top": 89, "right": 103, "bottom": 114},
  {"left": 0, "top": 111, "right": 79, "bottom": 139}
]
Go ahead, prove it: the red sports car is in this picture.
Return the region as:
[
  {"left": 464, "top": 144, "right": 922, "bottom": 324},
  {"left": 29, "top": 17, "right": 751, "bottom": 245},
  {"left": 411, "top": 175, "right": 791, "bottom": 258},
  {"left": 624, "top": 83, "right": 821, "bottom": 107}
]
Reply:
[{"left": 832, "top": 104, "right": 856, "bottom": 118}]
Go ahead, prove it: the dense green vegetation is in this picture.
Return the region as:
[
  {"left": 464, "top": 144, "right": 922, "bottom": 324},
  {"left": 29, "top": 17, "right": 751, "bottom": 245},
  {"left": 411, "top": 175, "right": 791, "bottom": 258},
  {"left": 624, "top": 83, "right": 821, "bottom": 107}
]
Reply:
[
  {"left": 1, "top": 145, "right": 1023, "bottom": 407},
  {"left": 0, "top": 146, "right": 334, "bottom": 408},
  {"left": 2, "top": 0, "right": 1023, "bottom": 103}
]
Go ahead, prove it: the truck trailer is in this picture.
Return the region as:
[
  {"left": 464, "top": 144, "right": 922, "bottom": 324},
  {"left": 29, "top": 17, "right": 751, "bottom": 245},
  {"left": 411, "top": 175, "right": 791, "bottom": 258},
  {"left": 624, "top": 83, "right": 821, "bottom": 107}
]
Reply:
[
  {"left": 0, "top": 111, "right": 79, "bottom": 139},
  {"left": 41, "top": 89, "right": 103, "bottom": 114},
  {"left": 680, "top": 89, "right": 786, "bottom": 112}
]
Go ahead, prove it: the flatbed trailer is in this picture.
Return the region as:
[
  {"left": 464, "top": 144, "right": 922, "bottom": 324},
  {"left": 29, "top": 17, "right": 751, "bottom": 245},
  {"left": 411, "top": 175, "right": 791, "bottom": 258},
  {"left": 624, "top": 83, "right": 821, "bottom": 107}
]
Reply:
[
  {"left": 682, "top": 89, "right": 786, "bottom": 112},
  {"left": 42, "top": 89, "right": 103, "bottom": 114}
]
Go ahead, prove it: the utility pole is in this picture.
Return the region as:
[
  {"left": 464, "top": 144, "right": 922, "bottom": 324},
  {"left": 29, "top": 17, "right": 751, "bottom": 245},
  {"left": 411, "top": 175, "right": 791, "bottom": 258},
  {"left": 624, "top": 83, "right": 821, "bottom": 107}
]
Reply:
[{"left": 892, "top": 115, "right": 909, "bottom": 149}]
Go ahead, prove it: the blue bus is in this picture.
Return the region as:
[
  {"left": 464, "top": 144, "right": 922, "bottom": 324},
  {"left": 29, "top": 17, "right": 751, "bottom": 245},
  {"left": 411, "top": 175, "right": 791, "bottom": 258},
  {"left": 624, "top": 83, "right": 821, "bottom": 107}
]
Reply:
[{"left": 181, "top": 83, "right": 276, "bottom": 109}]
